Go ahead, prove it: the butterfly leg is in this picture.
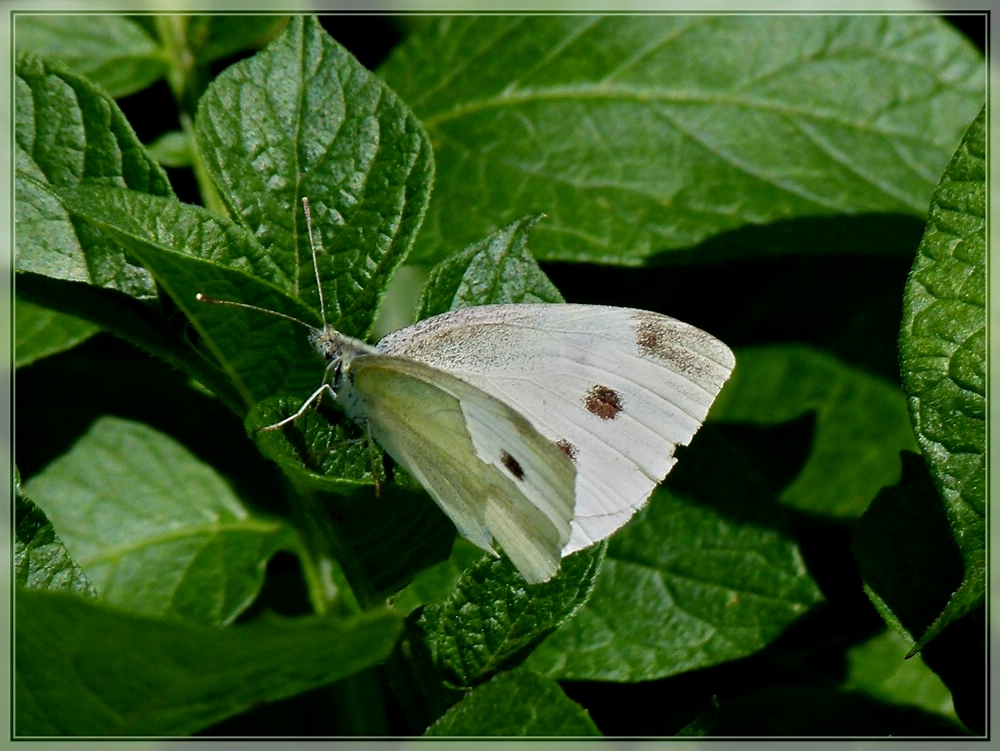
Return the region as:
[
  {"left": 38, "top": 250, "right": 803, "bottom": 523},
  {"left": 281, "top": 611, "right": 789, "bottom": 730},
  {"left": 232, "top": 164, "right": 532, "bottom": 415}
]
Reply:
[
  {"left": 362, "top": 420, "right": 382, "bottom": 496},
  {"left": 261, "top": 383, "right": 337, "bottom": 431}
]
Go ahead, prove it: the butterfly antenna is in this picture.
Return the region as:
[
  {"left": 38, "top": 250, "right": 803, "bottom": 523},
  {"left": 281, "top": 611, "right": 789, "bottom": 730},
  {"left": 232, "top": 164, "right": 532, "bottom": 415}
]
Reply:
[
  {"left": 195, "top": 197, "right": 331, "bottom": 330},
  {"left": 301, "top": 196, "right": 328, "bottom": 327},
  {"left": 195, "top": 292, "right": 313, "bottom": 329}
]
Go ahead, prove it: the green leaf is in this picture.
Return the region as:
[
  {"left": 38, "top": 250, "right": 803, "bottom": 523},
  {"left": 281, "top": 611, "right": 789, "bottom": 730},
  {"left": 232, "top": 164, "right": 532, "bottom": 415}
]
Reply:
[
  {"left": 425, "top": 669, "right": 601, "bottom": 736},
  {"left": 14, "top": 296, "right": 100, "bottom": 368},
  {"left": 15, "top": 471, "right": 96, "bottom": 598},
  {"left": 146, "top": 130, "right": 191, "bottom": 168},
  {"left": 419, "top": 545, "right": 604, "bottom": 688},
  {"left": 380, "top": 15, "right": 984, "bottom": 265},
  {"left": 15, "top": 15, "right": 167, "bottom": 98},
  {"left": 15, "top": 588, "right": 402, "bottom": 736},
  {"left": 195, "top": 15, "right": 434, "bottom": 339},
  {"left": 898, "top": 105, "right": 985, "bottom": 641},
  {"left": 677, "top": 696, "right": 721, "bottom": 736},
  {"left": 15, "top": 51, "right": 172, "bottom": 295},
  {"left": 845, "top": 628, "right": 957, "bottom": 721},
  {"left": 416, "top": 214, "right": 564, "bottom": 320},
  {"left": 527, "top": 426, "right": 822, "bottom": 681},
  {"left": 710, "top": 345, "right": 918, "bottom": 516},
  {"left": 23, "top": 417, "right": 302, "bottom": 626}
]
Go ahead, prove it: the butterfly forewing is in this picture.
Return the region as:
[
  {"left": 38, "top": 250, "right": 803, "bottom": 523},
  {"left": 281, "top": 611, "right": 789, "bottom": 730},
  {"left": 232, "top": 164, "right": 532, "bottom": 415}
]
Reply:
[
  {"left": 344, "top": 353, "right": 577, "bottom": 583},
  {"left": 375, "top": 304, "right": 735, "bottom": 554}
]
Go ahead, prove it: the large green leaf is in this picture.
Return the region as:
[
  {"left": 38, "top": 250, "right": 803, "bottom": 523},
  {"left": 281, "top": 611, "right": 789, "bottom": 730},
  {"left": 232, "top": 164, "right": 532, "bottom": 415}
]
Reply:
[
  {"left": 195, "top": 15, "right": 433, "bottom": 339},
  {"left": 15, "top": 588, "right": 401, "bottom": 736},
  {"left": 895, "top": 105, "right": 985, "bottom": 646},
  {"left": 380, "top": 15, "right": 984, "bottom": 265},
  {"left": 23, "top": 417, "right": 303, "bottom": 626}
]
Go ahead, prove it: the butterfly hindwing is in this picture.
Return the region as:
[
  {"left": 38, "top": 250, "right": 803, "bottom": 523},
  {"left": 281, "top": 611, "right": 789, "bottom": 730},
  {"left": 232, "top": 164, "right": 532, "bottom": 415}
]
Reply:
[
  {"left": 343, "top": 353, "right": 577, "bottom": 584},
  {"left": 375, "top": 304, "right": 736, "bottom": 554}
]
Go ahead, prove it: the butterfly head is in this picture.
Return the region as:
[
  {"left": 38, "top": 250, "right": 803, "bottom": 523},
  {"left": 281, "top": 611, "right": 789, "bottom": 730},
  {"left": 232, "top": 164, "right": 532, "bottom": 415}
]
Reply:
[{"left": 309, "top": 325, "right": 378, "bottom": 386}]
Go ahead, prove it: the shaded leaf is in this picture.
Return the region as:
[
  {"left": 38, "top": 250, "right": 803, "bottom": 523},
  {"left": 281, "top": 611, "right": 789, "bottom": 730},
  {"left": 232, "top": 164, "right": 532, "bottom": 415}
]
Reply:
[
  {"left": 712, "top": 685, "right": 968, "bottom": 736},
  {"left": 710, "top": 344, "right": 918, "bottom": 516},
  {"left": 391, "top": 538, "right": 486, "bottom": 615},
  {"left": 677, "top": 696, "right": 720, "bottom": 736},
  {"left": 14, "top": 296, "right": 100, "bottom": 368},
  {"left": 852, "top": 452, "right": 964, "bottom": 646},
  {"left": 15, "top": 15, "right": 166, "bottom": 98},
  {"left": 183, "top": 15, "right": 288, "bottom": 64},
  {"left": 15, "top": 588, "right": 401, "bottom": 736}
]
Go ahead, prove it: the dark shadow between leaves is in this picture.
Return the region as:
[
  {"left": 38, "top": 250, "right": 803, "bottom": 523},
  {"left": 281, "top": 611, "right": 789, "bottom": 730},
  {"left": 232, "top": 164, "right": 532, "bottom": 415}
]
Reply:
[
  {"left": 852, "top": 452, "right": 965, "bottom": 643},
  {"left": 664, "top": 419, "right": 815, "bottom": 533},
  {"left": 646, "top": 212, "right": 925, "bottom": 266}
]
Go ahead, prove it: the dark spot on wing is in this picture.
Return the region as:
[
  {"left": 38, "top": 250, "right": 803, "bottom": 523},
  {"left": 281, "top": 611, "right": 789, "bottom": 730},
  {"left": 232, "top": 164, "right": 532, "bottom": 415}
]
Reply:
[
  {"left": 632, "top": 311, "right": 716, "bottom": 382},
  {"left": 555, "top": 439, "right": 578, "bottom": 461},
  {"left": 584, "top": 385, "right": 623, "bottom": 420},
  {"left": 500, "top": 450, "right": 525, "bottom": 480},
  {"left": 634, "top": 313, "right": 672, "bottom": 360}
]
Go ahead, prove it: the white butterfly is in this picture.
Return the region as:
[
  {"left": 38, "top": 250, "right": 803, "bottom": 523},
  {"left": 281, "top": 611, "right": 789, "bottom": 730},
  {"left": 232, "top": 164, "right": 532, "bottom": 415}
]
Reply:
[{"left": 198, "top": 201, "right": 735, "bottom": 584}]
